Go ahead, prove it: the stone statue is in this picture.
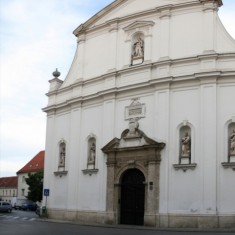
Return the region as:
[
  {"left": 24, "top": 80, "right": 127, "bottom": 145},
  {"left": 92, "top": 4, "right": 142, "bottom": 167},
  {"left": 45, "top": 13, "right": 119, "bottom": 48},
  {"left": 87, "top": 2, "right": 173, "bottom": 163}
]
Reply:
[
  {"left": 181, "top": 132, "right": 191, "bottom": 157},
  {"left": 133, "top": 36, "right": 144, "bottom": 58},
  {"left": 59, "top": 144, "right": 66, "bottom": 166},
  {"left": 230, "top": 129, "right": 235, "bottom": 155},
  {"left": 127, "top": 118, "right": 139, "bottom": 137},
  {"left": 88, "top": 142, "right": 96, "bottom": 164}
]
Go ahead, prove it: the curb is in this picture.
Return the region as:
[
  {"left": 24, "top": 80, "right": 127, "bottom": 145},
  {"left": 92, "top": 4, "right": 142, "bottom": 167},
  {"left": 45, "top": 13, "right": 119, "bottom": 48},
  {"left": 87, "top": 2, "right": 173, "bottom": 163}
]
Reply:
[{"left": 37, "top": 218, "right": 235, "bottom": 233}]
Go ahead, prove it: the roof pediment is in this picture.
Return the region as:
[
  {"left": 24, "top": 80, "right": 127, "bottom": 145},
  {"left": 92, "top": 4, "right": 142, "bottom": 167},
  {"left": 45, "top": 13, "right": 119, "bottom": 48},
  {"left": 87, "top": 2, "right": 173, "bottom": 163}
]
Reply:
[{"left": 74, "top": 0, "right": 222, "bottom": 36}]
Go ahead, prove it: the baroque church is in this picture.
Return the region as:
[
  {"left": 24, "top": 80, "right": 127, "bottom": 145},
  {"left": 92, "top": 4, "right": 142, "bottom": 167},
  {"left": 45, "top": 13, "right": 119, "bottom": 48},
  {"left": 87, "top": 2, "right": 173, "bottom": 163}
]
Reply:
[{"left": 43, "top": 0, "right": 235, "bottom": 228}]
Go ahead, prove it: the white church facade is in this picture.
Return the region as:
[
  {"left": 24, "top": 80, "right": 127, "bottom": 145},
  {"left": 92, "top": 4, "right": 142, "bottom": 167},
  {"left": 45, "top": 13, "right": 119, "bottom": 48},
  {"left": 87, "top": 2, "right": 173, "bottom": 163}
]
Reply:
[{"left": 43, "top": 0, "right": 235, "bottom": 228}]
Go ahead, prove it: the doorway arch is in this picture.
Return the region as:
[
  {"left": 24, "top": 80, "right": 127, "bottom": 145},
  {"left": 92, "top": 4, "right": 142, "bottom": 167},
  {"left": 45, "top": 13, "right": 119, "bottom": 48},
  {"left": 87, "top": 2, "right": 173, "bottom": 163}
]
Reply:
[
  {"left": 120, "top": 169, "right": 145, "bottom": 225},
  {"left": 102, "top": 127, "right": 165, "bottom": 226}
]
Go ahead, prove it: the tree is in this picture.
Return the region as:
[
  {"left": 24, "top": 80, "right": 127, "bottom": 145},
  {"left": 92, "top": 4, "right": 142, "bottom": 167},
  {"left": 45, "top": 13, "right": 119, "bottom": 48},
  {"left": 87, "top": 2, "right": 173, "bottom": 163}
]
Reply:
[{"left": 25, "top": 171, "right": 43, "bottom": 202}]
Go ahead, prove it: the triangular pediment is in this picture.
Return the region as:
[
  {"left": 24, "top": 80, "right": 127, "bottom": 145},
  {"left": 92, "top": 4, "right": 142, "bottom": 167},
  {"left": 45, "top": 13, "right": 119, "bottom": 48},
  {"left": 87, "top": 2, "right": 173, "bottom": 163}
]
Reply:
[
  {"left": 102, "top": 129, "right": 165, "bottom": 153},
  {"left": 74, "top": 0, "right": 222, "bottom": 36},
  {"left": 123, "top": 21, "right": 155, "bottom": 32}
]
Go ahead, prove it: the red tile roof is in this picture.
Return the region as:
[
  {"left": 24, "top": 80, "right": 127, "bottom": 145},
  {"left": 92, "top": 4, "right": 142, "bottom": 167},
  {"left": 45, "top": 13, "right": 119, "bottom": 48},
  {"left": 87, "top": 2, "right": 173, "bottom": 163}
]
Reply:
[
  {"left": 17, "top": 151, "right": 45, "bottom": 174},
  {"left": 0, "top": 176, "right": 18, "bottom": 188}
]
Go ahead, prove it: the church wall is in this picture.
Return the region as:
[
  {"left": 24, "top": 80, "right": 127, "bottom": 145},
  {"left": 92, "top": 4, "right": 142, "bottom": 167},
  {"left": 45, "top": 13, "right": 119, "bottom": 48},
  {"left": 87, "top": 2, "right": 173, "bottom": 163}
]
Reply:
[
  {"left": 43, "top": 0, "right": 235, "bottom": 228},
  {"left": 44, "top": 79, "right": 235, "bottom": 225},
  {"left": 217, "top": 84, "right": 235, "bottom": 214},
  {"left": 73, "top": 8, "right": 211, "bottom": 80},
  {"left": 66, "top": 108, "right": 81, "bottom": 210},
  {"left": 77, "top": 105, "right": 106, "bottom": 211},
  {"left": 83, "top": 32, "right": 110, "bottom": 79},
  {"left": 168, "top": 87, "right": 201, "bottom": 213},
  {"left": 51, "top": 113, "right": 71, "bottom": 209},
  {"left": 170, "top": 11, "right": 203, "bottom": 58},
  {"left": 216, "top": 16, "right": 235, "bottom": 53}
]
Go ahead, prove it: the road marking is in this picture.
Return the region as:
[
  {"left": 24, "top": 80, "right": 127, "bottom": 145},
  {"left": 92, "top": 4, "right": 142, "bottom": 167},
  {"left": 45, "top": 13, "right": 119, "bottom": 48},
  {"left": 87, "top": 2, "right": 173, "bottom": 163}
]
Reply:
[{"left": 0, "top": 214, "right": 37, "bottom": 221}]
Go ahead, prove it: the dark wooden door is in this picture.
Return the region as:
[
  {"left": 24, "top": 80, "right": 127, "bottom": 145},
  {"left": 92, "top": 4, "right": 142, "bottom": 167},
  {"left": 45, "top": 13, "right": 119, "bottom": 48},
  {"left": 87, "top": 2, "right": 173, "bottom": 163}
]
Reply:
[{"left": 120, "top": 169, "right": 145, "bottom": 225}]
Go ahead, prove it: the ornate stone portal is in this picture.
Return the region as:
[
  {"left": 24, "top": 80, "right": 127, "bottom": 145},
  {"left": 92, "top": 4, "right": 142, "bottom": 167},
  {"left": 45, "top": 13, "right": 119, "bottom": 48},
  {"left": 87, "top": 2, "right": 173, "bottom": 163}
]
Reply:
[{"left": 102, "top": 119, "right": 165, "bottom": 226}]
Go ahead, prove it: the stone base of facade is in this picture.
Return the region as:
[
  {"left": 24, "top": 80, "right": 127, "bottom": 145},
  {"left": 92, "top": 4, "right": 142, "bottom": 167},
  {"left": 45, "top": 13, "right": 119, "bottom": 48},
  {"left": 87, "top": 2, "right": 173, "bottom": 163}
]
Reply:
[
  {"left": 159, "top": 214, "right": 235, "bottom": 229},
  {"left": 47, "top": 209, "right": 235, "bottom": 229}
]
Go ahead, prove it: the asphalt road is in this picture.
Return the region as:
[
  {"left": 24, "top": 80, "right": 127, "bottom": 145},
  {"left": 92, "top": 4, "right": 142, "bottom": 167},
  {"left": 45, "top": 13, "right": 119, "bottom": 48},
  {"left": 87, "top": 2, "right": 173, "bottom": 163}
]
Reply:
[{"left": 0, "top": 210, "right": 234, "bottom": 235}]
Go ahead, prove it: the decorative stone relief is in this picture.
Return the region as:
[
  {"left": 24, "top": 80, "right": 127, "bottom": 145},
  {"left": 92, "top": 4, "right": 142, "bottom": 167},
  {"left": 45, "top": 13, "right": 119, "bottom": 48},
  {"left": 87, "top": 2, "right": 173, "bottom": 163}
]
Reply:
[
  {"left": 125, "top": 98, "right": 146, "bottom": 120},
  {"left": 101, "top": 120, "right": 165, "bottom": 226}
]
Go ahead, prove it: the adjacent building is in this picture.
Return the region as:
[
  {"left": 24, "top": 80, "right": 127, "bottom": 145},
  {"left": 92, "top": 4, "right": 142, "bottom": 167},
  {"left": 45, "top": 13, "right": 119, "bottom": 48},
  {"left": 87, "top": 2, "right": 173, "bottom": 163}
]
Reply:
[
  {"left": 0, "top": 176, "right": 18, "bottom": 205},
  {"left": 43, "top": 0, "right": 235, "bottom": 228},
  {"left": 17, "top": 151, "right": 45, "bottom": 200}
]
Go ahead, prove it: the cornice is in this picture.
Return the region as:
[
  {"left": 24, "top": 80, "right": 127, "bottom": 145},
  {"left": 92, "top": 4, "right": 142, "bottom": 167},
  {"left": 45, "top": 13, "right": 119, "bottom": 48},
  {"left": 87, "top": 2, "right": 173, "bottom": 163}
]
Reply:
[
  {"left": 43, "top": 71, "right": 234, "bottom": 114},
  {"left": 73, "top": 1, "right": 220, "bottom": 37},
  {"left": 43, "top": 53, "right": 235, "bottom": 113}
]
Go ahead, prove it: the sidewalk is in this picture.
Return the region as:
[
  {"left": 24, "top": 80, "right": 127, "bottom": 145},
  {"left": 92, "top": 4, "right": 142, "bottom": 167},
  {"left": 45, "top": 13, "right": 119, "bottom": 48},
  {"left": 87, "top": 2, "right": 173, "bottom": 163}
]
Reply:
[{"left": 38, "top": 217, "right": 235, "bottom": 233}]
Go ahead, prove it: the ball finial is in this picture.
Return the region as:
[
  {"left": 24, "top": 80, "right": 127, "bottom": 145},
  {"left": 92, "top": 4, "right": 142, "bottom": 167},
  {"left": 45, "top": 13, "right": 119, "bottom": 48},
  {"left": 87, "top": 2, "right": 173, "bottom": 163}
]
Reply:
[{"left": 52, "top": 68, "right": 61, "bottom": 78}]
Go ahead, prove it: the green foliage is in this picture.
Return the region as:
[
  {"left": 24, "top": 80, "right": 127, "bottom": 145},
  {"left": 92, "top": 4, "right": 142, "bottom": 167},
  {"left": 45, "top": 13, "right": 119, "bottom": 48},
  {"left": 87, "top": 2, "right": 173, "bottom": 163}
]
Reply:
[{"left": 25, "top": 171, "right": 43, "bottom": 202}]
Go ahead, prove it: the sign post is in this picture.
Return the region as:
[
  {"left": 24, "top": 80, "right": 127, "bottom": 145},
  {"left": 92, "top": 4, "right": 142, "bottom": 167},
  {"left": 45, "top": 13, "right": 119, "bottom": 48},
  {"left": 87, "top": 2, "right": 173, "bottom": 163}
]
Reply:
[{"left": 43, "top": 189, "right": 50, "bottom": 217}]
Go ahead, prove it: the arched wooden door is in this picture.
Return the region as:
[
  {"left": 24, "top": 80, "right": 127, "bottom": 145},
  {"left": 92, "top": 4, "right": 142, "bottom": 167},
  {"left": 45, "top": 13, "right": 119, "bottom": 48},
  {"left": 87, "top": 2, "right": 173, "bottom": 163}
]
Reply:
[{"left": 120, "top": 169, "right": 145, "bottom": 225}]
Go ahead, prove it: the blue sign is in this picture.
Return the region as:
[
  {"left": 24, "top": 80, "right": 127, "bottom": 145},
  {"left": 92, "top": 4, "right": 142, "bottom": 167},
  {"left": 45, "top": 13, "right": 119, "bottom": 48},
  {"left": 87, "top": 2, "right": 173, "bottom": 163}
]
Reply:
[{"left": 44, "top": 189, "right": 50, "bottom": 196}]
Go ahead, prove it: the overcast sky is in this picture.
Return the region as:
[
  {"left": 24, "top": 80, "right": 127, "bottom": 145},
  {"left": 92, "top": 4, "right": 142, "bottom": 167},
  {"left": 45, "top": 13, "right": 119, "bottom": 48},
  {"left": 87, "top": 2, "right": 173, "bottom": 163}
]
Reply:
[{"left": 0, "top": 0, "right": 235, "bottom": 177}]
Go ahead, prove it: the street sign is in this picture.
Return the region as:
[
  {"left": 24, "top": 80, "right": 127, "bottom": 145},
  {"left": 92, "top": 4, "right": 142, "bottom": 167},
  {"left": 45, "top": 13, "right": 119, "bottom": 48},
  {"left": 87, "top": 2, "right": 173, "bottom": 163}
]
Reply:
[{"left": 44, "top": 189, "right": 50, "bottom": 196}]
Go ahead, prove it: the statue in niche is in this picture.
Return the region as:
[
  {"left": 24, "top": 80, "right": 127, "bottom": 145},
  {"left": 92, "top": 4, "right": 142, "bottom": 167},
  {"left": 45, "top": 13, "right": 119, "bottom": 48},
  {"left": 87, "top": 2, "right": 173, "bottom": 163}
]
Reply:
[
  {"left": 59, "top": 143, "right": 66, "bottom": 166},
  {"left": 127, "top": 118, "right": 139, "bottom": 137},
  {"left": 181, "top": 132, "right": 191, "bottom": 157},
  {"left": 88, "top": 142, "right": 96, "bottom": 164},
  {"left": 133, "top": 36, "right": 144, "bottom": 58},
  {"left": 230, "top": 129, "right": 235, "bottom": 155}
]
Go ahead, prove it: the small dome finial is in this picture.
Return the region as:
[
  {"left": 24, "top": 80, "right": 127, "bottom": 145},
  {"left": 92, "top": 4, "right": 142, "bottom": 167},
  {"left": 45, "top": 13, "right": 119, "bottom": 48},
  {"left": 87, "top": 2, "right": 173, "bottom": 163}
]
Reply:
[{"left": 52, "top": 68, "right": 61, "bottom": 78}]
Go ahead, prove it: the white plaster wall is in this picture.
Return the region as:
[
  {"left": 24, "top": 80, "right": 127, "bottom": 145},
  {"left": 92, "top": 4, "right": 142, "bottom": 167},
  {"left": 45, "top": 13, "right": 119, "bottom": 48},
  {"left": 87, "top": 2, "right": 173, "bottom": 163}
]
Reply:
[
  {"left": 44, "top": 81, "right": 235, "bottom": 214},
  {"left": 216, "top": 17, "right": 235, "bottom": 52},
  {"left": 43, "top": 0, "right": 235, "bottom": 220},
  {"left": 83, "top": 32, "right": 110, "bottom": 79},
  {"left": 77, "top": 105, "right": 106, "bottom": 211},
  {"left": 94, "top": 0, "right": 197, "bottom": 26},
  {"left": 217, "top": 84, "right": 235, "bottom": 214},
  {"left": 67, "top": 5, "right": 235, "bottom": 82},
  {"left": 170, "top": 11, "right": 203, "bottom": 58},
  {"left": 17, "top": 173, "right": 29, "bottom": 199},
  {"left": 168, "top": 88, "right": 201, "bottom": 213}
]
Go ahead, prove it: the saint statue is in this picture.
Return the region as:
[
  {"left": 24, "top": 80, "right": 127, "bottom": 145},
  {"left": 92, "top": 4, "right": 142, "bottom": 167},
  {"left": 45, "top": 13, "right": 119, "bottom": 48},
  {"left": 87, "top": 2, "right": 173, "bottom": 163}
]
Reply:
[
  {"left": 230, "top": 129, "right": 235, "bottom": 155},
  {"left": 181, "top": 132, "right": 191, "bottom": 157},
  {"left": 88, "top": 142, "right": 96, "bottom": 164},
  {"left": 127, "top": 118, "right": 139, "bottom": 136},
  {"left": 133, "top": 37, "right": 144, "bottom": 58},
  {"left": 59, "top": 144, "right": 66, "bottom": 166}
]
